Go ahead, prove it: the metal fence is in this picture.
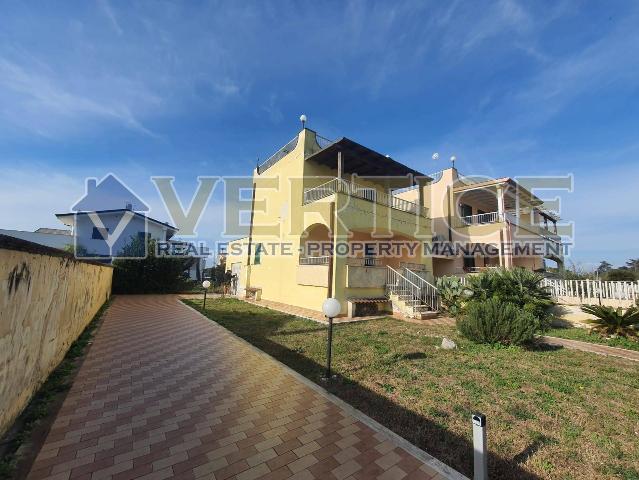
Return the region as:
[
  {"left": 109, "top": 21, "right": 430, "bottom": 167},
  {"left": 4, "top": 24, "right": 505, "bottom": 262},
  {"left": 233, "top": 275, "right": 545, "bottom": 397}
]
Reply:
[
  {"left": 257, "top": 135, "right": 299, "bottom": 174},
  {"left": 542, "top": 278, "right": 639, "bottom": 303},
  {"left": 299, "top": 256, "right": 330, "bottom": 265},
  {"left": 303, "top": 178, "right": 426, "bottom": 217}
]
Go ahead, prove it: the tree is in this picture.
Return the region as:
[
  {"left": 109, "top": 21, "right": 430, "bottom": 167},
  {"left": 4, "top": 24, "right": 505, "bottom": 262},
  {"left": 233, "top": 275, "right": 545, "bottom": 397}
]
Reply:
[
  {"left": 596, "top": 261, "right": 613, "bottom": 275},
  {"left": 213, "top": 256, "right": 226, "bottom": 286},
  {"left": 112, "top": 236, "right": 194, "bottom": 294},
  {"left": 605, "top": 269, "right": 637, "bottom": 282},
  {"left": 626, "top": 258, "right": 639, "bottom": 272}
]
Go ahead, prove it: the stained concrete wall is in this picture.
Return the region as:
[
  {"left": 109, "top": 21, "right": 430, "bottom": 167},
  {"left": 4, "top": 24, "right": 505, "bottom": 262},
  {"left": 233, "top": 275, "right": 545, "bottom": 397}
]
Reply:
[{"left": 0, "top": 235, "right": 112, "bottom": 437}]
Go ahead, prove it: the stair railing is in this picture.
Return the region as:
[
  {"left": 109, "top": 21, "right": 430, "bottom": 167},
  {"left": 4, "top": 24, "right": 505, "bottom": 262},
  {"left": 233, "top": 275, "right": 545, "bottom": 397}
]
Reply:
[
  {"left": 402, "top": 268, "right": 440, "bottom": 311},
  {"left": 386, "top": 266, "right": 422, "bottom": 314}
]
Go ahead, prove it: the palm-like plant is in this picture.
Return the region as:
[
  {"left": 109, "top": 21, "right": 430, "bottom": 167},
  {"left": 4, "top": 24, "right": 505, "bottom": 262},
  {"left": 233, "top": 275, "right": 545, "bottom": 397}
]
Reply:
[
  {"left": 581, "top": 304, "right": 639, "bottom": 338},
  {"left": 466, "top": 268, "right": 554, "bottom": 328}
]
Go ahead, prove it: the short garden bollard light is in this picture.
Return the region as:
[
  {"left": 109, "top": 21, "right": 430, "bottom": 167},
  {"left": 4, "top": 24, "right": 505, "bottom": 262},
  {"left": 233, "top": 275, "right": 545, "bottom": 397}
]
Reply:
[
  {"left": 321, "top": 298, "right": 341, "bottom": 381},
  {"left": 202, "top": 280, "right": 211, "bottom": 311},
  {"left": 472, "top": 412, "right": 488, "bottom": 480}
]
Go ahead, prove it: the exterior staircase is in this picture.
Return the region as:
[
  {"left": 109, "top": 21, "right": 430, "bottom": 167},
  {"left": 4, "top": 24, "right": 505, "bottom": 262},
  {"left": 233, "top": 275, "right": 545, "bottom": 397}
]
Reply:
[{"left": 386, "top": 266, "right": 440, "bottom": 319}]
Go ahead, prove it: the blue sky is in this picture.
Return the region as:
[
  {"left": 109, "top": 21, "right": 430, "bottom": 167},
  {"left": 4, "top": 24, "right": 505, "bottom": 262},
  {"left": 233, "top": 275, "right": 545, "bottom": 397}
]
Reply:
[{"left": 0, "top": 0, "right": 637, "bottom": 269}]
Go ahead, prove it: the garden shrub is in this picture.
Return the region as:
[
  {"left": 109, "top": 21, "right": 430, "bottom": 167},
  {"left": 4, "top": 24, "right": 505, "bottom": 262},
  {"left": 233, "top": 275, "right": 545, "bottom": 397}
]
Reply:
[
  {"left": 457, "top": 298, "right": 540, "bottom": 345},
  {"left": 435, "top": 275, "right": 469, "bottom": 317},
  {"left": 581, "top": 304, "right": 639, "bottom": 338},
  {"left": 466, "top": 267, "right": 554, "bottom": 330},
  {"left": 112, "top": 237, "right": 195, "bottom": 294}
]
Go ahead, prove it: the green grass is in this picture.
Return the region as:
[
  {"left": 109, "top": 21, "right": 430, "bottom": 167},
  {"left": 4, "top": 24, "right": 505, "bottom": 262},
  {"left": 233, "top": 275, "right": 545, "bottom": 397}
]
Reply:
[
  {"left": 0, "top": 301, "right": 110, "bottom": 480},
  {"left": 184, "top": 297, "right": 639, "bottom": 480},
  {"left": 547, "top": 326, "right": 639, "bottom": 352}
]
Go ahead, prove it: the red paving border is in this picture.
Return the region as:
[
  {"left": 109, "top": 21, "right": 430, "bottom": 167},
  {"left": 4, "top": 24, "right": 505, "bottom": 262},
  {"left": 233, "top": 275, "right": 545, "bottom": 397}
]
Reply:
[{"left": 27, "top": 295, "right": 465, "bottom": 480}]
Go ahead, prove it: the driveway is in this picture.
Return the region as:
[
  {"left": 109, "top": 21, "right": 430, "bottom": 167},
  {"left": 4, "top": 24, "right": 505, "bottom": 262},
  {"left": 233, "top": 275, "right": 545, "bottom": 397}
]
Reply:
[{"left": 27, "top": 295, "right": 462, "bottom": 480}]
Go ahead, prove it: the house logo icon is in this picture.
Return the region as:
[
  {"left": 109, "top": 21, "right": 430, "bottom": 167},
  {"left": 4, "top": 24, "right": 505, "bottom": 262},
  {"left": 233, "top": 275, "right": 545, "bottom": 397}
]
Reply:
[{"left": 56, "top": 174, "right": 153, "bottom": 260}]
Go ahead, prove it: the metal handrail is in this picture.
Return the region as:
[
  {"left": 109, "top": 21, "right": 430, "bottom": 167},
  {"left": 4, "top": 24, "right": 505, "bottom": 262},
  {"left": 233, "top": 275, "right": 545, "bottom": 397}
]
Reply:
[
  {"left": 402, "top": 267, "right": 440, "bottom": 310},
  {"left": 347, "top": 257, "right": 382, "bottom": 267},
  {"left": 456, "top": 211, "right": 502, "bottom": 227},
  {"left": 315, "top": 134, "right": 334, "bottom": 150},
  {"left": 303, "top": 178, "right": 427, "bottom": 217},
  {"left": 455, "top": 210, "right": 561, "bottom": 245},
  {"left": 299, "top": 256, "right": 330, "bottom": 265},
  {"left": 386, "top": 266, "right": 424, "bottom": 315},
  {"left": 257, "top": 135, "right": 299, "bottom": 174},
  {"left": 399, "top": 262, "right": 426, "bottom": 271}
]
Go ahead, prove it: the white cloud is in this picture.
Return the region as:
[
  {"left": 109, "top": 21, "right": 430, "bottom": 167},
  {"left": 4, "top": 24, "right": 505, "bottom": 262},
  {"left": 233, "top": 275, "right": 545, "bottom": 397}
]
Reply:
[
  {"left": 0, "top": 168, "right": 82, "bottom": 230},
  {"left": 0, "top": 57, "right": 159, "bottom": 138}
]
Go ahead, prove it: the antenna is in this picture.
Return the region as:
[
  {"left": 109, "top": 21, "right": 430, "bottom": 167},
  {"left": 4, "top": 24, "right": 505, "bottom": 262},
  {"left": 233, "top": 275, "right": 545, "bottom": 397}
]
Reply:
[
  {"left": 432, "top": 152, "right": 439, "bottom": 161},
  {"left": 450, "top": 155, "right": 457, "bottom": 168},
  {"left": 300, "top": 114, "right": 307, "bottom": 129}
]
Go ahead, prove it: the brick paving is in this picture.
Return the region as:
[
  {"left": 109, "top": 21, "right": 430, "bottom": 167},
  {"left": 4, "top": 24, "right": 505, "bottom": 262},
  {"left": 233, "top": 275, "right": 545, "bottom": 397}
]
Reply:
[
  {"left": 540, "top": 336, "right": 639, "bottom": 362},
  {"left": 27, "top": 295, "right": 464, "bottom": 480}
]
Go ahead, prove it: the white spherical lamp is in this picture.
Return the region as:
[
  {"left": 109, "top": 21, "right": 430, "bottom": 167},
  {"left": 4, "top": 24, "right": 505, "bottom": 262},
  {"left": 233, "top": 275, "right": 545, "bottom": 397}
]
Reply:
[
  {"left": 300, "top": 114, "right": 307, "bottom": 129},
  {"left": 322, "top": 298, "right": 341, "bottom": 318},
  {"left": 202, "top": 280, "right": 211, "bottom": 289}
]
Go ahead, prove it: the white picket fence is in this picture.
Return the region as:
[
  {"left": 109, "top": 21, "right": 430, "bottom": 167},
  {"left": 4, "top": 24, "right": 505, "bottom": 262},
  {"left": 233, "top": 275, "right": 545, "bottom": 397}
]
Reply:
[{"left": 541, "top": 278, "right": 639, "bottom": 304}]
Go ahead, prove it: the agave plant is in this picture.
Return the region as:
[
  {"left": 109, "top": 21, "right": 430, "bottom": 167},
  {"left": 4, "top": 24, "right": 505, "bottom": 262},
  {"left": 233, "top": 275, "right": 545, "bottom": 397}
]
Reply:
[
  {"left": 581, "top": 304, "right": 639, "bottom": 338},
  {"left": 435, "top": 276, "right": 471, "bottom": 317}
]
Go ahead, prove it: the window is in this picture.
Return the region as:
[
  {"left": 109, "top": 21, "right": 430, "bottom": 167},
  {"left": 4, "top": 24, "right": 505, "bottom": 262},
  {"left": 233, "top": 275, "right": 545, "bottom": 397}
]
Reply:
[
  {"left": 364, "top": 243, "right": 376, "bottom": 266},
  {"left": 92, "top": 227, "right": 109, "bottom": 240},
  {"left": 463, "top": 256, "right": 476, "bottom": 270},
  {"left": 254, "top": 243, "right": 263, "bottom": 265}
]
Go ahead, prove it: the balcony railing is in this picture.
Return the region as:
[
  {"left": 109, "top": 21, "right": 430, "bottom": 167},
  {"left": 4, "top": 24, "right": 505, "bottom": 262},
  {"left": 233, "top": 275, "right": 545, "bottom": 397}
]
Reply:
[
  {"left": 454, "top": 211, "right": 561, "bottom": 245},
  {"left": 347, "top": 257, "right": 383, "bottom": 267},
  {"left": 303, "top": 178, "right": 427, "bottom": 217},
  {"left": 456, "top": 211, "right": 503, "bottom": 227},
  {"left": 299, "top": 256, "right": 330, "bottom": 265},
  {"left": 299, "top": 256, "right": 383, "bottom": 267},
  {"left": 257, "top": 135, "right": 298, "bottom": 174},
  {"left": 399, "top": 262, "right": 427, "bottom": 271}
]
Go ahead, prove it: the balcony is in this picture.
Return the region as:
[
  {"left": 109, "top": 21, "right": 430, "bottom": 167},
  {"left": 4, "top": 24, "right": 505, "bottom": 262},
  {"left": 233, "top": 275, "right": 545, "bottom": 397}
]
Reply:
[
  {"left": 455, "top": 211, "right": 560, "bottom": 244},
  {"left": 454, "top": 211, "right": 503, "bottom": 228},
  {"left": 303, "top": 178, "right": 427, "bottom": 217}
]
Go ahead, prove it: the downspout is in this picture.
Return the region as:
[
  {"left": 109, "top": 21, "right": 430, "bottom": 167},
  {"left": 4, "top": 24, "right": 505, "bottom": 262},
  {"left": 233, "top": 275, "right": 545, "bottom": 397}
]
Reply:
[
  {"left": 327, "top": 202, "right": 335, "bottom": 298},
  {"left": 245, "top": 181, "right": 257, "bottom": 290}
]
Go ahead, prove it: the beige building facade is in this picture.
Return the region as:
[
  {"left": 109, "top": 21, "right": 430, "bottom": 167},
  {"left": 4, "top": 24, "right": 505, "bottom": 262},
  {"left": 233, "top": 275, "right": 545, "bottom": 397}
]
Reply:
[{"left": 227, "top": 128, "right": 563, "bottom": 317}]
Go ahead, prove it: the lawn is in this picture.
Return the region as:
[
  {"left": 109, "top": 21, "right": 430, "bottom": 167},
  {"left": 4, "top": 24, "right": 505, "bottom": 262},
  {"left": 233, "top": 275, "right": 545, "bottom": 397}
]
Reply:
[
  {"left": 547, "top": 326, "right": 639, "bottom": 352},
  {"left": 183, "top": 298, "right": 639, "bottom": 480}
]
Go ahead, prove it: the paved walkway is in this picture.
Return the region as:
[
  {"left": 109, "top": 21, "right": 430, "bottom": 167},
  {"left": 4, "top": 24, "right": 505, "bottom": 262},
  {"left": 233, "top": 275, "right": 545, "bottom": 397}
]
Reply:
[
  {"left": 28, "top": 295, "right": 463, "bottom": 480},
  {"left": 540, "top": 336, "right": 639, "bottom": 362}
]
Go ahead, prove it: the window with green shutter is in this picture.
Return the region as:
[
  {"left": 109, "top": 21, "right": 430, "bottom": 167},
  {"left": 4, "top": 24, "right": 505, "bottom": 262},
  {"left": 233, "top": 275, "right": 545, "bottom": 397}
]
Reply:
[{"left": 254, "top": 243, "right": 263, "bottom": 265}]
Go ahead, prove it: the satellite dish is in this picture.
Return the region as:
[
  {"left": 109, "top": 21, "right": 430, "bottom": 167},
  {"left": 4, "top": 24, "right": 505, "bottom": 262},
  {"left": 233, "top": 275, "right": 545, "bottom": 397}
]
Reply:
[{"left": 432, "top": 152, "right": 439, "bottom": 161}]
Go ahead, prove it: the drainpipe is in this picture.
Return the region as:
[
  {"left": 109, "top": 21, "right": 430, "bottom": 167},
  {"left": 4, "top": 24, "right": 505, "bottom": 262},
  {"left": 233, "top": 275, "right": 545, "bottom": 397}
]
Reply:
[
  {"left": 327, "top": 202, "right": 335, "bottom": 298},
  {"left": 245, "top": 181, "right": 257, "bottom": 289}
]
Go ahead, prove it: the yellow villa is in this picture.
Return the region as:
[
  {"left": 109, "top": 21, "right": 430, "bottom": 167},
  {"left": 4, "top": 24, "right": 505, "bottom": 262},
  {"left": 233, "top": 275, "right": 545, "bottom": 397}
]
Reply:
[{"left": 227, "top": 127, "right": 564, "bottom": 318}]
